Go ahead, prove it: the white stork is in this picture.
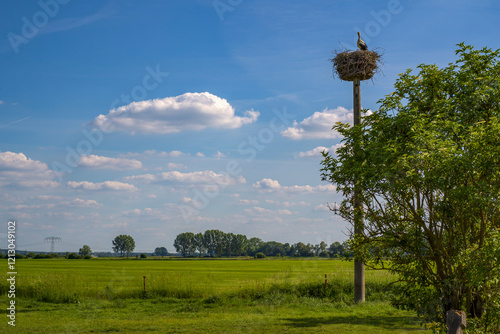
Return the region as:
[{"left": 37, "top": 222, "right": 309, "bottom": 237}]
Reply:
[{"left": 357, "top": 32, "right": 368, "bottom": 51}]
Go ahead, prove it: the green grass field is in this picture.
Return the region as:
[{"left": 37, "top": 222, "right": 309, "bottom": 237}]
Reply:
[{"left": 0, "top": 258, "right": 430, "bottom": 333}]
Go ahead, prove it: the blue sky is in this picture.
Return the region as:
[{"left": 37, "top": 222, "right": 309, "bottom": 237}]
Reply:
[{"left": 1, "top": 0, "right": 499, "bottom": 253}]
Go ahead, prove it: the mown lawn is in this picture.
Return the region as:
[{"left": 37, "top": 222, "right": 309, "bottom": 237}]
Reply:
[{"left": 0, "top": 258, "right": 430, "bottom": 333}]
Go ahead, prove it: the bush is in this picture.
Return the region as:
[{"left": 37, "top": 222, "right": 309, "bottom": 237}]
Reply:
[
  {"left": 254, "top": 252, "right": 266, "bottom": 259},
  {"left": 49, "top": 253, "right": 59, "bottom": 258},
  {"left": 140, "top": 253, "right": 147, "bottom": 258},
  {"left": 26, "top": 252, "right": 36, "bottom": 258},
  {"left": 319, "top": 251, "right": 330, "bottom": 258},
  {"left": 15, "top": 254, "right": 26, "bottom": 259},
  {"left": 84, "top": 255, "right": 92, "bottom": 259},
  {"left": 67, "top": 253, "right": 81, "bottom": 259},
  {"left": 34, "top": 254, "right": 52, "bottom": 259}
]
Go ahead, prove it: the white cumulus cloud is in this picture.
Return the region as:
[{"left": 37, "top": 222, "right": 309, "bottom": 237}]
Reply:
[
  {"left": 92, "top": 92, "right": 259, "bottom": 135},
  {"left": 253, "top": 178, "right": 335, "bottom": 194},
  {"left": 0, "top": 151, "right": 59, "bottom": 188},
  {"left": 281, "top": 106, "right": 371, "bottom": 140},
  {"left": 253, "top": 178, "right": 281, "bottom": 190},
  {"left": 124, "top": 170, "right": 246, "bottom": 186},
  {"left": 243, "top": 206, "right": 294, "bottom": 216},
  {"left": 79, "top": 155, "right": 142, "bottom": 170},
  {"left": 314, "top": 204, "right": 331, "bottom": 212},
  {"left": 296, "top": 143, "right": 344, "bottom": 158},
  {"left": 167, "top": 163, "right": 187, "bottom": 170},
  {"left": 212, "top": 151, "right": 227, "bottom": 159},
  {"left": 67, "top": 181, "right": 137, "bottom": 191},
  {"left": 121, "top": 150, "right": 187, "bottom": 158}
]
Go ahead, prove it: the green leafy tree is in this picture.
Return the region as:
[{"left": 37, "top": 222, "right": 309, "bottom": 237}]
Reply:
[
  {"left": 321, "top": 44, "right": 500, "bottom": 328},
  {"left": 203, "top": 229, "right": 224, "bottom": 257},
  {"left": 328, "top": 242, "right": 344, "bottom": 257},
  {"left": 232, "top": 234, "right": 248, "bottom": 256},
  {"left": 293, "top": 242, "right": 314, "bottom": 257},
  {"left": 261, "top": 241, "right": 285, "bottom": 257},
  {"left": 173, "top": 232, "right": 195, "bottom": 257},
  {"left": 315, "top": 241, "right": 328, "bottom": 256},
  {"left": 154, "top": 247, "right": 168, "bottom": 257},
  {"left": 223, "top": 232, "right": 235, "bottom": 257},
  {"left": 192, "top": 233, "right": 205, "bottom": 257},
  {"left": 79, "top": 245, "right": 91, "bottom": 257},
  {"left": 203, "top": 230, "right": 216, "bottom": 256},
  {"left": 112, "top": 235, "right": 135, "bottom": 257},
  {"left": 68, "top": 252, "right": 80, "bottom": 259},
  {"left": 247, "top": 237, "right": 263, "bottom": 256}
]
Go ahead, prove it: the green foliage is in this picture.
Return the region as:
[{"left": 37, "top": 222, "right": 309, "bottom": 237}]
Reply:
[
  {"left": 328, "top": 242, "right": 345, "bottom": 257},
  {"left": 154, "top": 247, "right": 168, "bottom": 257},
  {"left": 79, "top": 245, "right": 91, "bottom": 257},
  {"left": 33, "top": 253, "right": 52, "bottom": 259},
  {"left": 173, "top": 230, "right": 339, "bottom": 258},
  {"left": 321, "top": 43, "right": 500, "bottom": 328},
  {"left": 254, "top": 252, "right": 266, "bottom": 259},
  {"left": 67, "top": 253, "right": 81, "bottom": 259},
  {"left": 112, "top": 235, "right": 135, "bottom": 257},
  {"left": 192, "top": 233, "right": 205, "bottom": 257},
  {"left": 140, "top": 253, "right": 147, "bottom": 259},
  {"left": 174, "top": 232, "right": 196, "bottom": 257}
]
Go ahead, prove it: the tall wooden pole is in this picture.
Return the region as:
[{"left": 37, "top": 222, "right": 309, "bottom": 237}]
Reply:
[{"left": 353, "top": 78, "right": 365, "bottom": 303}]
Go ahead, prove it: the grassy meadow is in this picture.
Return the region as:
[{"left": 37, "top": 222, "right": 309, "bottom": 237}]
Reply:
[{"left": 0, "top": 257, "right": 430, "bottom": 333}]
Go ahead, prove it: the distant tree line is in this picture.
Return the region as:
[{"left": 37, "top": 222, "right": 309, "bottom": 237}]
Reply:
[
  {"left": 173, "top": 229, "right": 345, "bottom": 258},
  {"left": 0, "top": 252, "right": 93, "bottom": 259}
]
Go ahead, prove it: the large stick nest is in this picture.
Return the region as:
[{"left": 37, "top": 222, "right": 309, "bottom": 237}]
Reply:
[{"left": 331, "top": 49, "right": 383, "bottom": 81}]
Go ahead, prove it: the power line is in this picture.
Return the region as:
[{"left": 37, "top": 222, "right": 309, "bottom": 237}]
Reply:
[{"left": 44, "top": 236, "right": 61, "bottom": 252}]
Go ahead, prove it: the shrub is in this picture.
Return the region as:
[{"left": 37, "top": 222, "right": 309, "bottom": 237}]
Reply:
[
  {"left": 254, "top": 252, "right": 266, "bottom": 259},
  {"left": 67, "top": 253, "right": 81, "bottom": 259},
  {"left": 140, "top": 253, "right": 147, "bottom": 258},
  {"left": 34, "top": 254, "right": 51, "bottom": 259}
]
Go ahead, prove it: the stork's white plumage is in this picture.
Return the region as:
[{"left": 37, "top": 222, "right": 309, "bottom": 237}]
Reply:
[{"left": 357, "top": 32, "right": 368, "bottom": 51}]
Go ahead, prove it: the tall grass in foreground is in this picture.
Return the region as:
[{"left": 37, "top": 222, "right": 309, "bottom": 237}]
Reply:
[{"left": 0, "top": 258, "right": 399, "bottom": 304}]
